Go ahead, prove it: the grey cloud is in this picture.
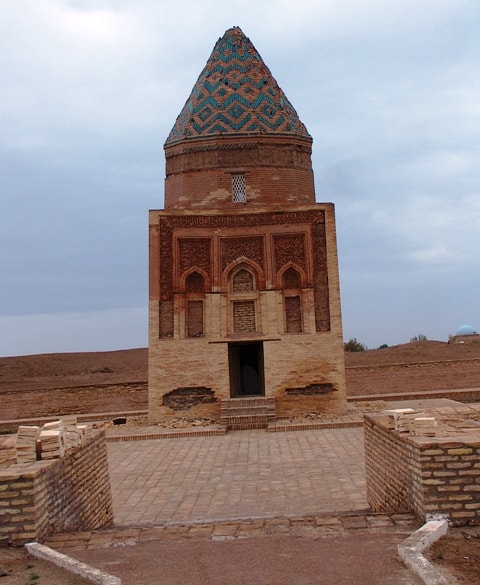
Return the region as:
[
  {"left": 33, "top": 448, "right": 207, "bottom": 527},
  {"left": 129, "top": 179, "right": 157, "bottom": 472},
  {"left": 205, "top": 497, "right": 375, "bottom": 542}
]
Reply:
[{"left": 1, "top": 0, "right": 479, "bottom": 354}]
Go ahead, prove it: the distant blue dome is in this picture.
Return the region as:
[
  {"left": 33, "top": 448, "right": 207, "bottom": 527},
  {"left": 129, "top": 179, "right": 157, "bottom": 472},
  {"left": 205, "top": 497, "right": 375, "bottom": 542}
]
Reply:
[{"left": 456, "top": 324, "right": 476, "bottom": 336}]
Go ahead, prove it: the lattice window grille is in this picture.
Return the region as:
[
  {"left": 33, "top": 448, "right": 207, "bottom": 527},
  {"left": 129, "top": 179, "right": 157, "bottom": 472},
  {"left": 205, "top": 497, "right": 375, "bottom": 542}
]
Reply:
[{"left": 232, "top": 174, "right": 246, "bottom": 203}]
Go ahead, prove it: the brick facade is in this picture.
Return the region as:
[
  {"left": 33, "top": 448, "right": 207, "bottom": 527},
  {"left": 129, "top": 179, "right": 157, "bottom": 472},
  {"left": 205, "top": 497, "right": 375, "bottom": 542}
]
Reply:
[
  {"left": 0, "top": 432, "right": 113, "bottom": 545},
  {"left": 149, "top": 206, "right": 346, "bottom": 421},
  {"left": 149, "top": 27, "right": 347, "bottom": 422},
  {"left": 164, "top": 138, "right": 316, "bottom": 210},
  {"left": 364, "top": 409, "right": 480, "bottom": 526}
]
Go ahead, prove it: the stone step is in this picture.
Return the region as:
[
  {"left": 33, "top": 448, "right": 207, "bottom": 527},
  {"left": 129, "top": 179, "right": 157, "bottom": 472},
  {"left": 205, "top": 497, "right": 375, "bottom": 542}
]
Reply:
[
  {"left": 220, "top": 397, "right": 276, "bottom": 408},
  {"left": 219, "top": 397, "right": 276, "bottom": 430},
  {"left": 220, "top": 406, "right": 276, "bottom": 417},
  {"left": 221, "top": 414, "right": 272, "bottom": 430}
]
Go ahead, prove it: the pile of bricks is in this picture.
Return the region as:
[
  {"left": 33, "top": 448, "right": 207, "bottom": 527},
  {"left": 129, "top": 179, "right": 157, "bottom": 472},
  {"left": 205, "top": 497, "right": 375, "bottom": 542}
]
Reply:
[
  {"left": 15, "top": 426, "right": 39, "bottom": 463},
  {"left": 384, "top": 408, "right": 436, "bottom": 436},
  {"left": 15, "top": 417, "right": 92, "bottom": 464}
]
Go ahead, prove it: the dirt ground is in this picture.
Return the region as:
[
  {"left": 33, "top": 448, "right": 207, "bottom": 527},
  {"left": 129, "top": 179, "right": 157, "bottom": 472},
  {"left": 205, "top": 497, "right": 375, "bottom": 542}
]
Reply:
[
  {"left": 425, "top": 526, "right": 480, "bottom": 584},
  {"left": 0, "top": 547, "right": 90, "bottom": 585},
  {"left": 1, "top": 340, "right": 480, "bottom": 583},
  {"left": 345, "top": 340, "right": 480, "bottom": 396},
  {"left": 1, "top": 529, "right": 477, "bottom": 585},
  {"left": 69, "top": 533, "right": 425, "bottom": 585},
  {"left": 0, "top": 348, "right": 147, "bottom": 421}
]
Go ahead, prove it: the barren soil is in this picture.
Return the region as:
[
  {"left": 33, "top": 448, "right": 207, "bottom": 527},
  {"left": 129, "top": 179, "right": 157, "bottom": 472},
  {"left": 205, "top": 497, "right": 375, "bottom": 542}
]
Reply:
[
  {"left": 425, "top": 526, "right": 480, "bottom": 584},
  {"left": 0, "top": 547, "right": 90, "bottom": 585},
  {"left": 345, "top": 340, "right": 480, "bottom": 396},
  {"left": 0, "top": 348, "right": 147, "bottom": 421}
]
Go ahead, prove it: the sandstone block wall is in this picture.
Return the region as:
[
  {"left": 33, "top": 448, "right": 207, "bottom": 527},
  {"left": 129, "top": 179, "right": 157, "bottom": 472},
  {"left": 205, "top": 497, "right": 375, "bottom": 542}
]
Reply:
[
  {"left": 364, "top": 413, "right": 480, "bottom": 526},
  {"left": 0, "top": 431, "right": 113, "bottom": 545}
]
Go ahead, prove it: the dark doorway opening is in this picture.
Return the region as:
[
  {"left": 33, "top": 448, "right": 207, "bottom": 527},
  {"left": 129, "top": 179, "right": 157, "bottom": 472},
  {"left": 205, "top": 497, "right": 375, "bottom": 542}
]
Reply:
[{"left": 228, "top": 342, "right": 264, "bottom": 397}]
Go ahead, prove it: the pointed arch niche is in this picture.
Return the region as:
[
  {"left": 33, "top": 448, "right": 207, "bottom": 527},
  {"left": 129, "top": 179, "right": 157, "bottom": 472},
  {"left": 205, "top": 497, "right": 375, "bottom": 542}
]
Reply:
[
  {"left": 281, "top": 266, "right": 303, "bottom": 333},
  {"left": 227, "top": 263, "right": 260, "bottom": 335},
  {"left": 185, "top": 270, "right": 205, "bottom": 338}
]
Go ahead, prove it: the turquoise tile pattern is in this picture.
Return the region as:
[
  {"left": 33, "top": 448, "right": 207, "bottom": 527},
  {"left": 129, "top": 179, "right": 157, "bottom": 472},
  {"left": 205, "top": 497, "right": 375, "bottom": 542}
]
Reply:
[{"left": 166, "top": 27, "right": 311, "bottom": 144}]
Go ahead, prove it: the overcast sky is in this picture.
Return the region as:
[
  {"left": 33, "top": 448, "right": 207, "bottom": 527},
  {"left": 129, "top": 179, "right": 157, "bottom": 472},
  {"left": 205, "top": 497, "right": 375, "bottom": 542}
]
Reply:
[{"left": 1, "top": 0, "right": 479, "bottom": 356}]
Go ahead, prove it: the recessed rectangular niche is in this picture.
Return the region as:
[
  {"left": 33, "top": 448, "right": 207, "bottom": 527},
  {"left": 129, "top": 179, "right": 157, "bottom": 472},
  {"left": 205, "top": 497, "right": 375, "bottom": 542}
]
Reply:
[
  {"left": 187, "top": 300, "right": 204, "bottom": 338},
  {"left": 285, "top": 295, "right": 302, "bottom": 333},
  {"left": 233, "top": 300, "right": 256, "bottom": 332}
]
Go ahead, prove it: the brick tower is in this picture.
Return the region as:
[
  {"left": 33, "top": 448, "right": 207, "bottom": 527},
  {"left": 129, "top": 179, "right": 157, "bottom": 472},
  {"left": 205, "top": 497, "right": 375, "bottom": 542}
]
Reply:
[{"left": 149, "top": 27, "right": 347, "bottom": 426}]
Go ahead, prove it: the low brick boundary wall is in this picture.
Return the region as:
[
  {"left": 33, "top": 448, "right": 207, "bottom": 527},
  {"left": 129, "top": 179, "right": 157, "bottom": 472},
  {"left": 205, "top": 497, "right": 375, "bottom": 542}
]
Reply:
[
  {"left": 348, "top": 386, "right": 480, "bottom": 404},
  {"left": 0, "top": 431, "right": 113, "bottom": 545},
  {"left": 364, "top": 412, "right": 480, "bottom": 526}
]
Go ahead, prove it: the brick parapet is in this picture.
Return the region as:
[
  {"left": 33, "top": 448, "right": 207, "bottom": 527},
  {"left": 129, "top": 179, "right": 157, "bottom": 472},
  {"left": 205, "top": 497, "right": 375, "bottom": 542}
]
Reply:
[
  {"left": 0, "top": 431, "right": 113, "bottom": 545},
  {"left": 364, "top": 412, "right": 480, "bottom": 526}
]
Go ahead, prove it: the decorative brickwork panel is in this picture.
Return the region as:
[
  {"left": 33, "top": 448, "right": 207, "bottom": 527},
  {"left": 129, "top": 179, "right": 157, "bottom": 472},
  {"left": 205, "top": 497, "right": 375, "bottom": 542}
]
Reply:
[
  {"left": 283, "top": 267, "right": 301, "bottom": 289},
  {"left": 186, "top": 272, "right": 205, "bottom": 294},
  {"left": 311, "top": 222, "right": 330, "bottom": 332},
  {"left": 159, "top": 210, "right": 324, "bottom": 231},
  {"left": 159, "top": 222, "right": 173, "bottom": 299},
  {"left": 187, "top": 300, "right": 204, "bottom": 338},
  {"left": 159, "top": 301, "right": 174, "bottom": 338},
  {"left": 233, "top": 301, "right": 256, "bottom": 332},
  {"left": 155, "top": 210, "right": 328, "bottom": 337},
  {"left": 274, "top": 234, "right": 307, "bottom": 273},
  {"left": 221, "top": 236, "right": 264, "bottom": 272},
  {"left": 158, "top": 219, "right": 174, "bottom": 338},
  {"left": 232, "top": 269, "right": 255, "bottom": 292},
  {"left": 285, "top": 295, "right": 302, "bottom": 333},
  {"left": 178, "top": 238, "right": 211, "bottom": 277},
  {"left": 166, "top": 143, "right": 313, "bottom": 176}
]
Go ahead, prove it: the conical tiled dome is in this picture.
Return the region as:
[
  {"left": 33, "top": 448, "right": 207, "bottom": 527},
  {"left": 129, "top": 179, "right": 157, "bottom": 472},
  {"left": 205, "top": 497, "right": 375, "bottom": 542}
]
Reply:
[{"left": 165, "top": 27, "right": 311, "bottom": 145}]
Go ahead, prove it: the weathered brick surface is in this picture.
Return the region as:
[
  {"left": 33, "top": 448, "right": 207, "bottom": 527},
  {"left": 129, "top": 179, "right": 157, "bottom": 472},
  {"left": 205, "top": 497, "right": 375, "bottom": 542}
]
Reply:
[
  {"left": 164, "top": 138, "right": 316, "bottom": 210},
  {"left": 149, "top": 206, "right": 347, "bottom": 423},
  {"left": 0, "top": 432, "right": 113, "bottom": 545},
  {"left": 364, "top": 412, "right": 480, "bottom": 526},
  {"left": 233, "top": 300, "right": 256, "bottom": 332}
]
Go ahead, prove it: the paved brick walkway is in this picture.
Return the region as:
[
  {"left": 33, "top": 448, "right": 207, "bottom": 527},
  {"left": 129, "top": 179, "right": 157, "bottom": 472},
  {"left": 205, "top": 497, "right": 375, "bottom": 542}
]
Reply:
[
  {"left": 107, "top": 427, "right": 368, "bottom": 526},
  {"left": 46, "top": 428, "right": 427, "bottom": 585}
]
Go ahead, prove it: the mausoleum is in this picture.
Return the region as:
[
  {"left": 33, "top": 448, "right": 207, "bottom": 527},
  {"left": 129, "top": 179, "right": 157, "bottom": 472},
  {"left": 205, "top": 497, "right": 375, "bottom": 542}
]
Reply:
[{"left": 148, "top": 27, "right": 347, "bottom": 426}]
